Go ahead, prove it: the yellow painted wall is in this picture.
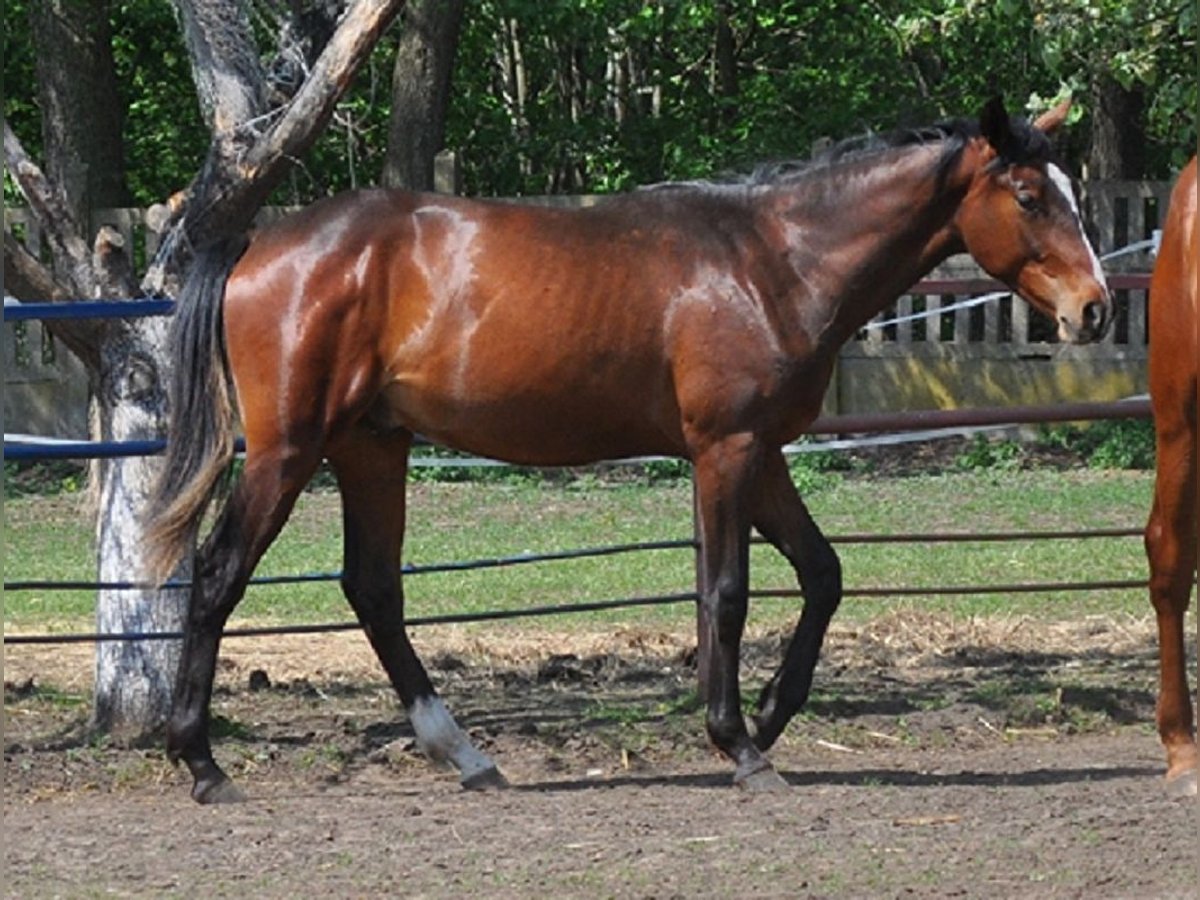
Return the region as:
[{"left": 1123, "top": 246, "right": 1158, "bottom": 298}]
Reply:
[{"left": 830, "top": 344, "right": 1148, "bottom": 415}]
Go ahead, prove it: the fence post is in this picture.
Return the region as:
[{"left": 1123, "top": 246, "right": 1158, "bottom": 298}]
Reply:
[{"left": 434, "top": 150, "right": 461, "bottom": 195}]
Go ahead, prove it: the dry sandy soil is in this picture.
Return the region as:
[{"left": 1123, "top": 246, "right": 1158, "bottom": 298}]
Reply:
[{"left": 5, "top": 611, "right": 1196, "bottom": 898}]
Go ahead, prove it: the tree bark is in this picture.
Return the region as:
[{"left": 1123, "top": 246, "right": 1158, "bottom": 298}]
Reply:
[
  {"left": 5, "top": 0, "right": 408, "bottom": 741},
  {"left": 91, "top": 312, "right": 188, "bottom": 740},
  {"left": 1086, "top": 74, "right": 1146, "bottom": 179},
  {"left": 29, "top": 0, "right": 131, "bottom": 220},
  {"left": 5, "top": 117, "right": 186, "bottom": 738},
  {"left": 713, "top": 0, "right": 739, "bottom": 127},
  {"left": 146, "top": 0, "right": 405, "bottom": 295},
  {"left": 381, "top": 0, "right": 465, "bottom": 190}
]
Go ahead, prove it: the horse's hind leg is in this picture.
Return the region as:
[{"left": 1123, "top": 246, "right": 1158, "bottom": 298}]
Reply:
[
  {"left": 328, "top": 429, "right": 505, "bottom": 789},
  {"left": 169, "top": 451, "right": 319, "bottom": 803},
  {"left": 1145, "top": 420, "right": 1198, "bottom": 796},
  {"left": 747, "top": 451, "right": 842, "bottom": 751}
]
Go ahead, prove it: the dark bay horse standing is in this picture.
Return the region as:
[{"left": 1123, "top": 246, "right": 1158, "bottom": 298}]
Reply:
[
  {"left": 1145, "top": 155, "right": 1198, "bottom": 797},
  {"left": 146, "top": 98, "right": 1110, "bottom": 803}
]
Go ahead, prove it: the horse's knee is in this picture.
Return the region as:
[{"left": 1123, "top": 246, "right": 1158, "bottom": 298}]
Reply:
[
  {"left": 1145, "top": 526, "right": 1194, "bottom": 612},
  {"left": 704, "top": 574, "right": 748, "bottom": 641}
]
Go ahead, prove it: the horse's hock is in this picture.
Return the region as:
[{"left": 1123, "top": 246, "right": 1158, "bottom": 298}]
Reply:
[{"left": 2, "top": 178, "right": 1170, "bottom": 437}]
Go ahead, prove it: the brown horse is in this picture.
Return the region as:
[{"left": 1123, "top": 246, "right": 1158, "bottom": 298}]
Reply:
[
  {"left": 1145, "top": 155, "right": 1198, "bottom": 797},
  {"left": 146, "top": 97, "right": 1110, "bottom": 803}
]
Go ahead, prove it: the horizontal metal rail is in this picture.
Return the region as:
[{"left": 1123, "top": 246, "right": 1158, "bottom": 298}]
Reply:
[
  {"left": 2, "top": 299, "right": 173, "bottom": 321},
  {"left": 4, "top": 577, "right": 1151, "bottom": 646},
  {"left": 3, "top": 527, "right": 1143, "bottom": 595},
  {"left": 3, "top": 398, "right": 1154, "bottom": 461},
  {"left": 4, "top": 526, "right": 1149, "bottom": 646}
]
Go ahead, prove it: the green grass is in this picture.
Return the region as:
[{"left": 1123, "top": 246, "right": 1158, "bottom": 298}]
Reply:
[{"left": 3, "top": 467, "right": 1155, "bottom": 635}]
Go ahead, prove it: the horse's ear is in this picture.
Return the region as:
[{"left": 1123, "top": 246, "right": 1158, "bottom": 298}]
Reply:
[
  {"left": 979, "top": 96, "right": 1015, "bottom": 157},
  {"left": 1032, "top": 97, "right": 1072, "bottom": 135}
]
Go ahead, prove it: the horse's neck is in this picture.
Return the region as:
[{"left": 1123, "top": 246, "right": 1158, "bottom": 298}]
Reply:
[{"left": 770, "top": 142, "right": 974, "bottom": 346}]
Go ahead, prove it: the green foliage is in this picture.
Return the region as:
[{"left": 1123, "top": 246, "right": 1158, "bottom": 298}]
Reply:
[
  {"left": 787, "top": 448, "right": 849, "bottom": 494},
  {"left": 1039, "top": 420, "right": 1156, "bottom": 470},
  {"left": 4, "top": 461, "right": 87, "bottom": 498},
  {"left": 4, "top": 0, "right": 1195, "bottom": 207},
  {"left": 445, "top": 0, "right": 1071, "bottom": 195},
  {"left": 1030, "top": 0, "right": 1197, "bottom": 172},
  {"left": 111, "top": 1, "right": 211, "bottom": 205},
  {"left": 953, "top": 434, "right": 1025, "bottom": 471}
]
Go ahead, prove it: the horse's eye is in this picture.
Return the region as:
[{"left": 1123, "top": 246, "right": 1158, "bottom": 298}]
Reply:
[{"left": 1016, "top": 191, "right": 1039, "bottom": 212}]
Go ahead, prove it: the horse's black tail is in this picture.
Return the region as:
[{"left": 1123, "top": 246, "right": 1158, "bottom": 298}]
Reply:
[{"left": 144, "top": 235, "right": 250, "bottom": 584}]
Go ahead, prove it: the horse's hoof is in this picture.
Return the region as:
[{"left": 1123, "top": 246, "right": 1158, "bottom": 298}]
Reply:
[
  {"left": 192, "top": 777, "right": 246, "bottom": 805},
  {"left": 734, "top": 763, "right": 789, "bottom": 793},
  {"left": 461, "top": 765, "right": 509, "bottom": 791},
  {"left": 1165, "top": 768, "right": 1197, "bottom": 799}
]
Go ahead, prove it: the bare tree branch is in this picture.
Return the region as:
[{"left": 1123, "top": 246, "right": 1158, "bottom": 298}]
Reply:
[
  {"left": 245, "top": 1, "right": 403, "bottom": 174},
  {"left": 93, "top": 225, "right": 140, "bottom": 298},
  {"left": 3, "top": 230, "right": 104, "bottom": 371},
  {"left": 144, "top": 0, "right": 406, "bottom": 294},
  {"left": 3, "top": 231, "right": 67, "bottom": 302},
  {"left": 171, "top": 0, "right": 268, "bottom": 139},
  {"left": 3, "top": 118, "right": 96, "bottom": 298}
]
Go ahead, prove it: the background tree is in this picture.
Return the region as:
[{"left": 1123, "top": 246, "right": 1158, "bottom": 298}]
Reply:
[
  {"left": 382, "top": 0, "right": 466, "bottom": 190},
  {"left": 3, "top": 0, "right": 407, "bottom": 739},
  {"left": 29, "top": 0, "right": 131, "bottom": 218},
  {"left": 1030, "top": 0, "right": 1197, "bottom": 176},
  {"left": 8, "top": 1, "right": 1195, "bottom": 204},
  {"left": 3, "top": 0, "right": 1196, "bottom": 738}
]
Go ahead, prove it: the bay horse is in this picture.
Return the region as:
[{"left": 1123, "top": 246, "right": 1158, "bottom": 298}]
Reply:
[
  {"left": 146, "top": 97, "right": 1110, "bottom": 803},
  {"left": 1145, "top": 154, "right": 1198, "bottom": 797}
]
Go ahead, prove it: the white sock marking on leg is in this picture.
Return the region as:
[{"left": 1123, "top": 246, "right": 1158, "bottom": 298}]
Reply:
[{"left": 409, "top": 696, "right": 495, "bottom": 780}]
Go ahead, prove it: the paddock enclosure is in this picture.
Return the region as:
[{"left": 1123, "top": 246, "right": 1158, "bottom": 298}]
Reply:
[
  {"left": 2, "top": 176, "right": 1170, "bottom": 439},
  {"left": 5, "top": 529, "right": 1195, "bottom": 897},
  {"left": 5, "top": 148, "right": 1195, "bottom": 893}
]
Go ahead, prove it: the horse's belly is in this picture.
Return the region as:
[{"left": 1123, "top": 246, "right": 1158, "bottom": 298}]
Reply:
[{"left": 372, "top": 373, "right": 681, "bottom": 466}]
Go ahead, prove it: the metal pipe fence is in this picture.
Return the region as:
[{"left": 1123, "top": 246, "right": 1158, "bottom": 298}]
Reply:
[{"left": 4, "top": 291, "right": 1155, "bottom": 649}]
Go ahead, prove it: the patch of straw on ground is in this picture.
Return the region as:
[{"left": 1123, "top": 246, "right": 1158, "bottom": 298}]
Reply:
[{"left": 4, "top": 608, "right": 1170, "bottom": 695}]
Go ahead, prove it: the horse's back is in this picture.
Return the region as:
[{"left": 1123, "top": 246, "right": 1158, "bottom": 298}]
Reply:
[{"left": 220, "top": 188, "right": 772, "bottom": 463}]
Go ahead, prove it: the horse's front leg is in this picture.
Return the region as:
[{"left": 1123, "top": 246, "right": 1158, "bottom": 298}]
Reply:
[
  {"left": 747, "top": 451, "right": 843, "bottom": 751},
  {"left": 692, "top": 438, "right": 788, "bottom": 791}
]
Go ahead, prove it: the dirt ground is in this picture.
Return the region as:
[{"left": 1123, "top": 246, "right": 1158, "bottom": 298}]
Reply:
[{"left": 4, "top": 611, "right": 1196, "bottom": 899}]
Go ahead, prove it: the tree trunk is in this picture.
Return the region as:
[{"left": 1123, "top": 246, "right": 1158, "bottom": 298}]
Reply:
[
  {"left": 30, "top": 0, "right": 130, "bottom": 220},
  {"left": 5, "top": 0, "right": 407, "bottom": 742},
  {"left": 381, "top": 0, "right": 465, "bottom": 191},
  {"left": 91, "top": 314, "right": 189, "bottom": 739},
  {"left": 713, "top": 0, "right": 739, "bottom": 127},
  {"left": 1086, "top": 74, "right": 1146, "bottom": 179},
  {"left": 171, "top": 0, "right": 266, "bottom": 139}
]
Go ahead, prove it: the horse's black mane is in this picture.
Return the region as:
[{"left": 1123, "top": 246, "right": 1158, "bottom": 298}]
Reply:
[{"left": 642, "top": 108, "right": 1053, "bottom": 194}]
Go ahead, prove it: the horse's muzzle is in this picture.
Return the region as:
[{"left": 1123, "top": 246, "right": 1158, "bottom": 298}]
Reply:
[{"left": 1059, "top": 296, "right": 1111, "bottom": 344}]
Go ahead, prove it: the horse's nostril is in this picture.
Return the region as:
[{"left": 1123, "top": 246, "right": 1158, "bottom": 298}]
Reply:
[{"left": 1083, "top": 299, "right": 1108, "bottom": 333}]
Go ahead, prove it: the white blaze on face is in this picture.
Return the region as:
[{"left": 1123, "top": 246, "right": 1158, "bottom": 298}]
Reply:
[{"left": 1046, "top": 163, "right": 1108, "bottom": 290}]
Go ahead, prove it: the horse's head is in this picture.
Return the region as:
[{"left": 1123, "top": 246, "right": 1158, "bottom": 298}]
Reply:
[{"left": 955, "top": 97, "right": 1110, "bottom": 343}]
